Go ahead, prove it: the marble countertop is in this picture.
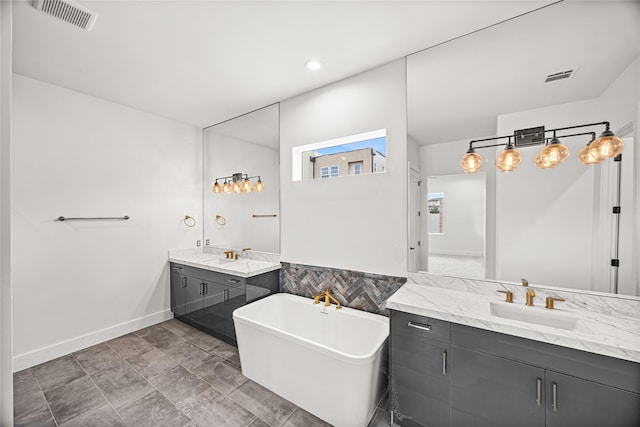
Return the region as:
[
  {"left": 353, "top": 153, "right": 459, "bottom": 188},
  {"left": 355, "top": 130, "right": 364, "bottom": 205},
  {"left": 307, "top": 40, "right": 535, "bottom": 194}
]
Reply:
[
  {"left": 169, "top": 248, "right": 281, "bottom": 278},
  {"left": 387, "top": 282, "right": 640, "bottom": 363}
]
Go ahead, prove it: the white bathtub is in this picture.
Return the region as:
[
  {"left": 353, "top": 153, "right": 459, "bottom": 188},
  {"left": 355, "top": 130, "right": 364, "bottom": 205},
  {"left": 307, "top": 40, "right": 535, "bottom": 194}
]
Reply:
[{"left": 233, "top": 293, "right": 389, "bottom": 427}]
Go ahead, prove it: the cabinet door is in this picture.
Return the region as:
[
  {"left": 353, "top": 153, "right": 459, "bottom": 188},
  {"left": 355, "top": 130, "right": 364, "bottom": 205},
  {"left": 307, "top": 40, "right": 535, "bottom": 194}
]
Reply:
[
  {"left": 546, "top": 371, "right": 640, "bottom": 427},
  {"left": 200, "top": 281, "right": 227, "bottom": 335},
  {"left": 170, "top": 265, "right": 187, "bottom": 316},
  {"left": 184, "top": 276, "right": 205, "bottom": 321},
  {"left": 451, "top": 345, "right": 545, "bottom": 427}
]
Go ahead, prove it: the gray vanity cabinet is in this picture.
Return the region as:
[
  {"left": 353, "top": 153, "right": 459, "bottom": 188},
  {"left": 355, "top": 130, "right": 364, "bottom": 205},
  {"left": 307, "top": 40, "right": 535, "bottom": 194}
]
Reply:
[
  {"left": 170, "top": 262, "right": 278, "bottom": 345},
  {"left": 450, "top": 346, "right": 545, "bottom": 427},
  {"left": 390, "top": 310, "right": 451, "bottom": 427},
  {"left": 390, "top": 309, "right": 640, "bottom": 427}
]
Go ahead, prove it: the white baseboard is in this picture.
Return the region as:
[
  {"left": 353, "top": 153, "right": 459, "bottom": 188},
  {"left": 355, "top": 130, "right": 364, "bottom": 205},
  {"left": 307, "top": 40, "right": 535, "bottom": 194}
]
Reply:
[
  {"left": 13, "top": 309, "right": 173, "bottom": 372},
  {"left": 429, "top": 250, "right": 484, "bottom": 257}
]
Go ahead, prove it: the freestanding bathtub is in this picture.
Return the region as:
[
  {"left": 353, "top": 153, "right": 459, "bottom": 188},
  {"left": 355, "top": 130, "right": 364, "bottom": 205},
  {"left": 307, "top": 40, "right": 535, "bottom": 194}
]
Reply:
[{"left": 233, "top": 293, "right": 389, "bottom": 427}]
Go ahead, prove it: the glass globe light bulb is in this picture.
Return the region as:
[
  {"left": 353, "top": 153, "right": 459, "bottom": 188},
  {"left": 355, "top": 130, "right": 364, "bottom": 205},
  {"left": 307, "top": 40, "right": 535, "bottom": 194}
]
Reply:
[
  {"left": 538, "top": 138, "right": 569, "bottom": 168},
  {"left": 589, "top": 129, "right": 624, "bottom": 160},
  {"left": 242, "top": 178, "right": 253, "bottom": 192},
  {"left": 212, "top": 182, "right": 221, "bottom": 193},
  {"left": 255, "top": 179, "right": 265, "bottom": 192},
  {"left": 461, "top": 148, "right": 482, "bottom": 174},
  {"left": 222, "top": 181, "right": 231, "bottom": 193},
  {"left": 496, "top": 143, "right": 522, "bottom": 172},
  {"left": 578, "top": 141, "right": 602, "bottom": 165}
]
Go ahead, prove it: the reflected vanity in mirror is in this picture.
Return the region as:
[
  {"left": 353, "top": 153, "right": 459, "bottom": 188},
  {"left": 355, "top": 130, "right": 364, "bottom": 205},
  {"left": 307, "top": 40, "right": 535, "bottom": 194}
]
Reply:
[
  {"left": 407, "top": 1, "right": 639, "bottom": 296},
  {"left": 203, "top": 104, "right": 280, "bottom": 254}
]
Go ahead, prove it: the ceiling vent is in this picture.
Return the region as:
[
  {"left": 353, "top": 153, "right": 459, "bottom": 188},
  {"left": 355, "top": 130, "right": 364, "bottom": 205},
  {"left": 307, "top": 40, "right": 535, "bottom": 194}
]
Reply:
[
  {"left": 544, "top": 69, "right": 575, "bottom": 83},
  {"left": 33, "top": 0, "right": 98, "bottom": 32}
]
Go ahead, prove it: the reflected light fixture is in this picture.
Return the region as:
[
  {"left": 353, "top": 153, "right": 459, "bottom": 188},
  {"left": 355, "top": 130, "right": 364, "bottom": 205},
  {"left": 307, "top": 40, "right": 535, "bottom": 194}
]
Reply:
[
  {"left": 578, "top": 133, "right": 602, "bottom": 165},
  {"left": 461, "top": 147, "right": 482, "bottom": 174},
  {"left": 461, "top": 121, "right": 623, "bottom": 174},
  {"left": 537, "top": 132, "right": 569, "bottom": 169},
  {"left": 213, "top": 173, "right": 264, "bottom": 195},
  {"left": 589, "top": 123, "right": 625, "bottom": 161},
  {"left": 496, "top": 138, "right": 522, "bottom": 172}
]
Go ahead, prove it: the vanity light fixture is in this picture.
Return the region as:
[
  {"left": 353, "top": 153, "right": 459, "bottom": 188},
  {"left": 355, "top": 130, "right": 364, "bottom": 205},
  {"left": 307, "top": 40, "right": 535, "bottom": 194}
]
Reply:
[
  {"left": 496, "top": 137, "right": 522, "bottom": 172},
  {"left": 212, "top": 173, "right": 264, "bottom": 194},
  {"left": 461, "top": 121, "right": 623, "bottom": 174}
]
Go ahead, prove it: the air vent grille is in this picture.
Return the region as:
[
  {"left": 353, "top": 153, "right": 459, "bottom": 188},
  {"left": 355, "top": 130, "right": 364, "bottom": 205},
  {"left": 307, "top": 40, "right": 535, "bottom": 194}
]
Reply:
[
  {"left": 545, "top": 70, "right": 574, "bottom": 83},
  {"left": 33, "top": 0, "right": 98, "bottom": 31}
]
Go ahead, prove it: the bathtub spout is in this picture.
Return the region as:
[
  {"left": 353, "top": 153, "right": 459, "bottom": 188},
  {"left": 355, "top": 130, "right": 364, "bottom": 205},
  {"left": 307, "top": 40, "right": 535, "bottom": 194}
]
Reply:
[{"left": 313, "top": 289, "right": 342, "bottom": 310}]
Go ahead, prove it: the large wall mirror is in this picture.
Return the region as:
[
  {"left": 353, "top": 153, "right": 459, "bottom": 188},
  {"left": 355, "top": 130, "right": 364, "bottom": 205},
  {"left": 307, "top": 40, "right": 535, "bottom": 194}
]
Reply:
[
  {"left": 203, "top": 104, "right": 280, "bottom": 254},
  {"left": 407, "top": 1, "right": 640, "bottom": 296}
]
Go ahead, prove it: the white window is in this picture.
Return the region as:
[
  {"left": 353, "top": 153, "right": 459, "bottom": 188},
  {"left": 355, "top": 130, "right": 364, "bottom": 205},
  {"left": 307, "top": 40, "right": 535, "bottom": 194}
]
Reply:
[
  {"left": 321, "top": 165, "right": 339, "bottom": 178},
  {"left": 353, "top": 163, "right": 361, "bottom": 175}
]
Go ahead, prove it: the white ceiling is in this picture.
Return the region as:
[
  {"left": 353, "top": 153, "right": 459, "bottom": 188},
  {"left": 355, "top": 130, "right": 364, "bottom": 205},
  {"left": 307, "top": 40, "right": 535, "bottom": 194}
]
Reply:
[
  {"left": 407, "top": 1, "right": 640, "bottom": 145},
  {"left": 12, "top": 0, "right": 554, "bottom": 128}
]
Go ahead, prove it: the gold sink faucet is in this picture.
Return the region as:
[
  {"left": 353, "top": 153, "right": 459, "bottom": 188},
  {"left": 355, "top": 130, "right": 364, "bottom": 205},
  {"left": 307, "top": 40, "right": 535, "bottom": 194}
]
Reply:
[
  {"left": 313, "top": 289, "right": 342, "bottom": 310},
  {"left": 224, "top": 250, "right": 235, "bottom": 259},
  {"left": 525, "top": 289, "right": 536, "bottom": 306},
  {"left": 545, "top": 296, "right": 565, "bottom": 310}
]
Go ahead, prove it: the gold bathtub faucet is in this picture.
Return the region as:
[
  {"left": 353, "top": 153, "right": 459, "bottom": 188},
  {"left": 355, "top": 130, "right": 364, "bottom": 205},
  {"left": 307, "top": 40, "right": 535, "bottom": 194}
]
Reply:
[{"left": 313, "top": 289, "right": 342, "bottom": 310}]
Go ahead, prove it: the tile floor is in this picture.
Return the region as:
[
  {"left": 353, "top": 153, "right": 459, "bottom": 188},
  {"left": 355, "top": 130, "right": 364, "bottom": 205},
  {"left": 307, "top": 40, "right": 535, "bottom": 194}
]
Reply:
[{"left": 13, "top": 318, "right": 391, "bottom": 426}]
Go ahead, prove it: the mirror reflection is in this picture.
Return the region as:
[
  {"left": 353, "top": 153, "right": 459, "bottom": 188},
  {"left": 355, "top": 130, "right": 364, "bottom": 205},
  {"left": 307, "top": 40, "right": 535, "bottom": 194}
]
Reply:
[
  {"left": 407, "top": 1, "right": 639, "bottom": 296},
  {"left": 292, "top": 129, "right": 387, "bottom": 181},
  {"left": 203, "top": 104, "right": 280, "bottom": 253}
]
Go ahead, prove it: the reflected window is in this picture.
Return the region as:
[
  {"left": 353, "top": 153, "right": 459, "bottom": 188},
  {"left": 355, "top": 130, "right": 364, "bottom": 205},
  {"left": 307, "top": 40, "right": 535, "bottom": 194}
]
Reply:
[
  {"left": 292, "top": 129, "right": 386, "bottom": 181},
  {"left": 428, "top": 193, "right": 444, "bottom": 234}
]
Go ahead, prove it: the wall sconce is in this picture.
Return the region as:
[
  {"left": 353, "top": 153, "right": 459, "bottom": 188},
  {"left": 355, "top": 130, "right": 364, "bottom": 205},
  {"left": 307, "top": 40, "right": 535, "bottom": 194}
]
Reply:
[
  {"left": 461, "top": 121, "right": 623, "bottom": 174},
  {"left": 212, "top": 172, "right": 264, "bottom": 194}
]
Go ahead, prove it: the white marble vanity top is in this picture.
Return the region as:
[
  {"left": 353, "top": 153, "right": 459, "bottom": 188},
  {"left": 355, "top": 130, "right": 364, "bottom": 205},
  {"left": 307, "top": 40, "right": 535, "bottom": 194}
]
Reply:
[
  {"left": 387, "top": 282, "right": 640, "bottom": 363},
  {"left": 169, "top": 248, "right": 281, "bottom": 278}
]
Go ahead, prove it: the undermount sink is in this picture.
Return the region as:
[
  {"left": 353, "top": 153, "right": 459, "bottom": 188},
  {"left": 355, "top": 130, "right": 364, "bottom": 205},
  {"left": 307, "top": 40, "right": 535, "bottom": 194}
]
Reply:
[
  {"left": 202, "top": 257, "right": 245, "bottom": 265},
  {"left": 490, "top": 301, "right": 582, "bottom": 331}
]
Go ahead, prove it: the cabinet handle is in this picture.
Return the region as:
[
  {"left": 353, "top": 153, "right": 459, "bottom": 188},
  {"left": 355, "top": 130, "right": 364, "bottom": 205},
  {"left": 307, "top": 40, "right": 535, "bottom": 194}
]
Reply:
[
  {"left": 224, "top": 289, "right": 229, "bottom": 302},
  {"left": 408, "top": 321, "right": 432, "bottom": 331},
  {"left": 552, "top": 382, "right": 558, "bottom": 412},
  {"left": 181, "top": 277, "right": 187, "bottom": 289},
  {"left": 199, "top": 283, "right": 204, "bottom": 295},
  {"left": 536, "top": 378, "right": 542, "bottom": 406},
  {"left": 172, "top": 266, "right": 183, "bottom": 271},
  {"left": 442, "top": 350, "right": 447, "bottom": 375},
  {"left": 204, "top": 283, "right": 208, "bottom": 295},
  {"left": 228, "top": 278, "right": 241, "bottom": 284}
]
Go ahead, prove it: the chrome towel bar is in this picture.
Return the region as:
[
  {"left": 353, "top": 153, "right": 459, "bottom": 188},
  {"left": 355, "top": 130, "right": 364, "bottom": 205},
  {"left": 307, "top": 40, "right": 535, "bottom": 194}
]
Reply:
[{"left": 57, "top": 216, "right": 130, "bottom": 221}]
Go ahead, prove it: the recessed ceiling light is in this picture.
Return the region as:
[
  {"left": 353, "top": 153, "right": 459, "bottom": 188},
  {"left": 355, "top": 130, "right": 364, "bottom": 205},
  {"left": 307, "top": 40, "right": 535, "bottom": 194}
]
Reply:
[{"left": 304, "top": 60, "right": 321, "bottom": 71}]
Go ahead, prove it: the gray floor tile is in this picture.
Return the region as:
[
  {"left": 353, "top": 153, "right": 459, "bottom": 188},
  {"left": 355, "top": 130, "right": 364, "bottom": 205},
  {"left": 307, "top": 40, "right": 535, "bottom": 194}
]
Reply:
[
  {"left": 163, "top": 341, "right": 211, "bottom": 370},
  {"left": 59, "top": 404, "right": 125, "bottom": 427},
  {"left": 192, "top": 355, "right": 247, "bottom": 394},
  {"left": 14, "top": 408, "right": 57, "bottom": 427},
  {"left": 90, "top": 362, "right": 154, "bottom": 408},
  {"left": 118, "top": 390, "right": 190, "bottom": 427},
  {"left": 208, "top": 339, "right": 241, "bottom": 368},
  {"left": 125, "top": 347, "right": 179, "bottom": 379},
  {"left": 281, "top": 407, "right": 332, "bottom": 427},
  {"left": 149, "top": 365, "right": 210, "bottom": 407},
  {"left": 228, "top": 380, "right": 296, "bottom": 427},
  {"left": 32, "top": 354, "right": 86, "bottom": 392},
  {"left": 161, "top": 318, "right": 196, "bottom": 336},
  {"left": 74, "top": 343, "right": 125, "bottom": 374},
  {"left": 107, "top": 333, "right": 153, "bottom": 358},
  {"left": 43, "top": 376, "right": 107, "bottom": 425},
  {"left": 13, "top": 368, "right": 51, "bottom": 422},
  {"left": 179, "top": 387, "right": 255, "bottom": 427},
  {"left": 137, "top": 324, "right": 186, "bottom": 350},
  {"left": 182, "top": 328, "right": 221, "bottom": 351},
  {"left": 248, "top": 417, "right": 271, "bottom": 427}
]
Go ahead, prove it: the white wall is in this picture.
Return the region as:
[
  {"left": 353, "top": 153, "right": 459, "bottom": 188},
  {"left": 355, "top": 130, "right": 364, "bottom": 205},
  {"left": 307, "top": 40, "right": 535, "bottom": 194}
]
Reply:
[
  {"left": 203, "top": 132, "right": 280, "bottom": 253},
  {"left": 496, "top": 99, "right": 601, "bottom": 289},
  {"left": 0, "top": 1, "right": 13, "bottom": 422},
  {"left": 280, "top": 60, "right": 407, "bottom": 276},
  {"left": 12, "top": 74, "right": 202, "bottom": 370}
]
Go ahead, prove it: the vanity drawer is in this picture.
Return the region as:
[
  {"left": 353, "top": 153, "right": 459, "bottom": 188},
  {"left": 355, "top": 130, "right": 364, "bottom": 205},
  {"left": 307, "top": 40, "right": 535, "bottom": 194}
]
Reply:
[
  {"left": 225, "top": 275, "right": 246, "bottom": 289},
  {"left": 391, "top": 310, "right": 451, "bottom": 343}
]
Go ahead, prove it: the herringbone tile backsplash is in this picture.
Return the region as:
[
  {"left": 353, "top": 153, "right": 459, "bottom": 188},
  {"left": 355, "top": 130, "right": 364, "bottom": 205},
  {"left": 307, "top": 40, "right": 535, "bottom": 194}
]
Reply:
[{"left": 280, "top": 262, "right": 407, "bottom": 316}]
